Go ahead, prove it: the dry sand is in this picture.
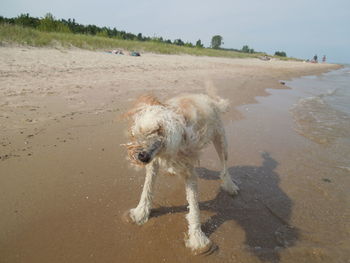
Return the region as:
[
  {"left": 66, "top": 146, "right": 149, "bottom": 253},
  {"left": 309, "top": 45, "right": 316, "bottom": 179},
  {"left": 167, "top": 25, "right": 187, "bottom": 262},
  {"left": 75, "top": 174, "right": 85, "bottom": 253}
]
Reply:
[{"left": 0, "top": 47, "right": 346, "bottom": 262}]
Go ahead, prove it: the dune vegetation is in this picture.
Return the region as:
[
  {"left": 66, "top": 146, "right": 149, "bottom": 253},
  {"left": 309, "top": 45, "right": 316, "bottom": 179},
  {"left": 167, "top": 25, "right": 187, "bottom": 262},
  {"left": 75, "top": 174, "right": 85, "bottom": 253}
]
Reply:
[
  {"left": 1, "top": 24, "right": 266, "bottom": 59},
  {"left": 0, "top": 13, "right": 296, "bottom": 60}
]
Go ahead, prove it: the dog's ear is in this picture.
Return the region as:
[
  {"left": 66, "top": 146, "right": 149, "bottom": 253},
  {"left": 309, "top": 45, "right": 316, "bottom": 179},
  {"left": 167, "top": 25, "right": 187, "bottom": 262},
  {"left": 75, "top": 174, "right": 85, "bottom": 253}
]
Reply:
[
  {"left": 134, "top": 94, "right": 164, "bottom": 107},
  {"left": 121, "top": 108, "right": 139, "bottom": 120},
  {"left": 122, "top": 94, "right": 164, "bottom": 120}
]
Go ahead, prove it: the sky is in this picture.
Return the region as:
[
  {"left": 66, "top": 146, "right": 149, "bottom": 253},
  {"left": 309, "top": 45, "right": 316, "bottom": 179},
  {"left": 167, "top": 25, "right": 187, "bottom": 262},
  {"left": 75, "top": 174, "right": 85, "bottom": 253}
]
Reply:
[{"left": 1, "top": 0, "right": 350, "bottom": 63}]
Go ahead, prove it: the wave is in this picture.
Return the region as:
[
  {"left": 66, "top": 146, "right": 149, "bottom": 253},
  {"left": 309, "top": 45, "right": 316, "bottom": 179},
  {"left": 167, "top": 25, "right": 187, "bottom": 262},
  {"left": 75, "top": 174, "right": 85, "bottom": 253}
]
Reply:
[{"left": 290, "top": 93, "right": 350, "bottom": 144}]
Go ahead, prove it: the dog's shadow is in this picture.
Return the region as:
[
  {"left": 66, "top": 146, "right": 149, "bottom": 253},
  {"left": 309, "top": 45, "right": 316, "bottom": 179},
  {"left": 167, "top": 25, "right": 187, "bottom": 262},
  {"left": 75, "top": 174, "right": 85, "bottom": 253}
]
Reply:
[{"left": 151, "top": 152, "right": 298, "bottom": 262}]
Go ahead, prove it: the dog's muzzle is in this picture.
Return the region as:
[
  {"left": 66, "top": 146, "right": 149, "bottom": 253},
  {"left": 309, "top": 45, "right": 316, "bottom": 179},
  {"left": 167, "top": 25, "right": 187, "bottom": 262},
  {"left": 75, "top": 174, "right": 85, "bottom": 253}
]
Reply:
[
  {"left": 136, "top": 140, "right": 162, "bottom": 164},
  {"left": 138, "top": 151, "right": 151, "bottom": 163}
]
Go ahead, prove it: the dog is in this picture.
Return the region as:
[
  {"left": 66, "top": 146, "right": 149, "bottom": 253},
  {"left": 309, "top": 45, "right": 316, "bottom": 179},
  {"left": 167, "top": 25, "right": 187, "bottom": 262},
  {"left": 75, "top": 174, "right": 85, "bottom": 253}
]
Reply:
[{"left": 122, "top": 93, "right": 239, "bottom": 254}]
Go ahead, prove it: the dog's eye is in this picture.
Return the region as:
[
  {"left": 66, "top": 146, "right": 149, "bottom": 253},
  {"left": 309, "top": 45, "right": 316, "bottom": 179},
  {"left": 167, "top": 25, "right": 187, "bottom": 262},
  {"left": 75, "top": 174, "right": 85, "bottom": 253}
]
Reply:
[
  {"left": 156, "top": 126, "right": 164, "bottom": 136},
  {"left": 145, "top": 130, "right": 156, "bottom": 136},
  {"left": 147, "top": 127, "right": 163, "bottom": 136}
]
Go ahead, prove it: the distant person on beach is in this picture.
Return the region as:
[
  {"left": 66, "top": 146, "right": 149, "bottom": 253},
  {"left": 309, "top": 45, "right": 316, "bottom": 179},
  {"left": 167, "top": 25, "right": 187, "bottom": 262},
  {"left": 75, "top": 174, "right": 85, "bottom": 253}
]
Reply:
[
  {"left": 313, "top": 55, "right": 318, "bottom": 63},
  {"left": 322, "top": 55, "right": 326, "bottom": 63}
]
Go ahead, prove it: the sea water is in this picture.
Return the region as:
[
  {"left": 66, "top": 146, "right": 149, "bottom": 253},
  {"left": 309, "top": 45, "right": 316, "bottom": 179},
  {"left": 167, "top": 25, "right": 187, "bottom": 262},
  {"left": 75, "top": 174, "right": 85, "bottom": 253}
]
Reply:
[
  {"left": 218, "top": 66, "right": 350, "bottom": 261},
  {"left": 290, "top": 66, "right": 350, "bottom": 146}
]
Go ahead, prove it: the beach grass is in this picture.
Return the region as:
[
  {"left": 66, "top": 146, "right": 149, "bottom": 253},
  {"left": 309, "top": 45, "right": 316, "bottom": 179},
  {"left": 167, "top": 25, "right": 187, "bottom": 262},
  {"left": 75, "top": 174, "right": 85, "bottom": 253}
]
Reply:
[{"left": 0, "top": 24, "right": 296, "bottom": 60}]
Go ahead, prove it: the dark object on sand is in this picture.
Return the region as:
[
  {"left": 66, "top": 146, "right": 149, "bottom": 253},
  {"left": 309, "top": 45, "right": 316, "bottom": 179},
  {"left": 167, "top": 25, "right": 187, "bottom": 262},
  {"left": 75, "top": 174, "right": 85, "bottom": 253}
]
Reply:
[
  {"left": 280, "top": 81, "right": 286, "bottom": 85},
  {"left": 131, "top": 51, "right": 141, "bottom": 57}
]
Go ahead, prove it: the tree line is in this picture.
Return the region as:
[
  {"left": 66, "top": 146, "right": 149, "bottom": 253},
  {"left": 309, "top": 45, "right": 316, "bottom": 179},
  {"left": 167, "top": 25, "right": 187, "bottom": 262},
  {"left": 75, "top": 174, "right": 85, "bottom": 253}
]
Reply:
[
  {"left": 0, "top": 13, "right": 204, "bottom": 48},
  {"left": 0, "top": 13, "right": 287, "bottom": 57}
]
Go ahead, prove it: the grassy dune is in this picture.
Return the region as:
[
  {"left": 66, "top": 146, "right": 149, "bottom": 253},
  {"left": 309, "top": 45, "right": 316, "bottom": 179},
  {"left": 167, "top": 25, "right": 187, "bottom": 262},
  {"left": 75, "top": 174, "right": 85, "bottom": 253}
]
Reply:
[{"left": 0, "top": 24, "right": 295, "bottom": 60}]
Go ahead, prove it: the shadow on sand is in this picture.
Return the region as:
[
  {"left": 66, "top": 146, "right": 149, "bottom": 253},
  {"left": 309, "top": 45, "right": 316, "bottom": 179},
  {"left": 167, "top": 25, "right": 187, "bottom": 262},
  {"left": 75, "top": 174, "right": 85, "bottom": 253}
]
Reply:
[{"left": 151, "top": 152, "right": 298, "bottom": 262}]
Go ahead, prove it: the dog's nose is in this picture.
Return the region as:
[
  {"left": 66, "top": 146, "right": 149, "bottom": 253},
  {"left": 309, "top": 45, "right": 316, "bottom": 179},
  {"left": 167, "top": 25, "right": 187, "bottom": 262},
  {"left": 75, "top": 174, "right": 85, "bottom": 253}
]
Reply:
[{"left": 138, "top": 151, "right": 151, "bottom": 163}]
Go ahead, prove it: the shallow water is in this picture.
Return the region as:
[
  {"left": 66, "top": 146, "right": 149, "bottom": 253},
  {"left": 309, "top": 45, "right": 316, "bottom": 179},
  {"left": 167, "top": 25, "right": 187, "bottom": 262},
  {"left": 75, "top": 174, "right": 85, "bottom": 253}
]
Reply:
[
  {"left": 221, "top": 67, "right": 350, "bottom": 262},
  {"left": 290, "top": 66, "right": 350, "bottom": 146}
]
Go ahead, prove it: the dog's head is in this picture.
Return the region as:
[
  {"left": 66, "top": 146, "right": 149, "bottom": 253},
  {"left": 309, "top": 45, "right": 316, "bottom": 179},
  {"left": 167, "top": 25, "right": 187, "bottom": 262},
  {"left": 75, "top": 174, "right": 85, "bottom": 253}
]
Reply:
[
  {"left": 125, "top": 108, "right": 165, "bottom": 165},
  {"left": 123, "top": 95, "right": 184, "bottom": 166}
]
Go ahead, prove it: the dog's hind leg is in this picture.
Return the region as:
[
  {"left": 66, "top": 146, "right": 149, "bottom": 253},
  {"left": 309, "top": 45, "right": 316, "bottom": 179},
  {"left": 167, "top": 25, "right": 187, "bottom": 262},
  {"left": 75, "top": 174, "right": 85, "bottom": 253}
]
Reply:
[
  {"left": 212, "top": 128, "right": 239, "bottom": 196},
  {"left": 184, "top": 168, "right": 212, "bottom": 254},
  {"left": 126, "top": 160, "right": 159, "bottom": 225}
]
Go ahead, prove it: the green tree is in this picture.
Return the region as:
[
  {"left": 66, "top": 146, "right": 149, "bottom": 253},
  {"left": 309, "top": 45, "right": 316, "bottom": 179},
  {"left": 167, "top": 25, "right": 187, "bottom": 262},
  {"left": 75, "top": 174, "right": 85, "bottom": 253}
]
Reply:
[
  {"left": 211, "top": 35, "right": 223, "bottom": 49},
  {"left": 242, "top": 45, "right": 250, "bottom": 53},
  {"left": 38, "top": 13, "right": 70, "bottom": 33},
  {"left": 274, "top": 51, "right": 287, "bottom": 57},
  {"left": 174, "top": 39, "right": 185, "bottom": 46},
  {"left": 195, "top": 39, "right": 203, "bottom": 48},
  {"left": 137, "top": 33, "right": 143, "bottom": 41},
  {"left": 15, "top": 13, "right": 40, "bottom": 28}
]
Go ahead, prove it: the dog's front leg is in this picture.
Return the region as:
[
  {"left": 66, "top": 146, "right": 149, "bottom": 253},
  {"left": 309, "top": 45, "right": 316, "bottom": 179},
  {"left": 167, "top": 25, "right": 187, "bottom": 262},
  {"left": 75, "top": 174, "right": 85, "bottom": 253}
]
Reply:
[
  {"left": 127, "top": 160, "right": 158, "bottom": 225},
  {"left": 184, "top": 170, "right": 212, "bottom": 254}
]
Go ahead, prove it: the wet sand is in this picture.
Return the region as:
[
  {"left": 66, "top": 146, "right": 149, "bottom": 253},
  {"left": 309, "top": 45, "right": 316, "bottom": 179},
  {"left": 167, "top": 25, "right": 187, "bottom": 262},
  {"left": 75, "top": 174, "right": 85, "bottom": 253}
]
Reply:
[{"left": 0, "top": 47, "right": 346, "bottom": 263}]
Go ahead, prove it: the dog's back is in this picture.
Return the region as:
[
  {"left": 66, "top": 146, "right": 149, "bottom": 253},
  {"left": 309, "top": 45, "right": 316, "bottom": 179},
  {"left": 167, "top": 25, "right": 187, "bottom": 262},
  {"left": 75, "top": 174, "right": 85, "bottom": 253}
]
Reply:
[
  {"left": 167, "top": 93, "right": 229, "bottom": 124},
  {"left": 166, "top": 94, "right": 228, "bottom": 150}
]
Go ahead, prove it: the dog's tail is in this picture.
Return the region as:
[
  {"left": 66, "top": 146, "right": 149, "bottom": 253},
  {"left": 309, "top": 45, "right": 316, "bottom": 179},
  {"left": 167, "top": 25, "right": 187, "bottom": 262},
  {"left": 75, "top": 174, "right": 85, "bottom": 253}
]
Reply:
[
  {"left": 205, "top": 80, "right": 230, "bottom": 113},
  {"left": 214, "top": 97, "right": 230, "bottom": 113}
]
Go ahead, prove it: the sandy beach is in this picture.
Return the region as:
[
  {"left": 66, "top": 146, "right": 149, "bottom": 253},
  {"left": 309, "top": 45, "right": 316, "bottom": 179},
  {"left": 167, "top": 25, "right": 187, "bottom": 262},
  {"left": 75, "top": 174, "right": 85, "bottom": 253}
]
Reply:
[{"left": 0, "top": 47, "right": 347, "bottom": 263}]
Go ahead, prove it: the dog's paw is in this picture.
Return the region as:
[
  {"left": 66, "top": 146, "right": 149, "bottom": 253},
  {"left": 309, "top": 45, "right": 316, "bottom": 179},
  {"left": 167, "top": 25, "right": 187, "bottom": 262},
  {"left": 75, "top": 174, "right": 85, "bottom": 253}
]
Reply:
[
  {"left": 192, "top": 240, "right": 217, "bottom": 256},
  {"left": 122, "top": 210, "right": 135, "bottom": 224},
  {"left": 122, "top": 208, "right": 149, "bottom": 225},
  {"left": 221, "top": 179, "right": 239, "bottom": 196},
  {"left": 185, "top": 231, "right": 213, "bottom": 255}
]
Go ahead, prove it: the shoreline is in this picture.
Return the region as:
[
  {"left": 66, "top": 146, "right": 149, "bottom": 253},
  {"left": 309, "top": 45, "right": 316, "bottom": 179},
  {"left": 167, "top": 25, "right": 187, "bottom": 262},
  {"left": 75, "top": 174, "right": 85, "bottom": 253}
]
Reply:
[
  {"left": 220, "top": 70, "right": 350, "bottom": 262},
  {"left": 0, "top": 47, "right": 344, "bottom": 263}
]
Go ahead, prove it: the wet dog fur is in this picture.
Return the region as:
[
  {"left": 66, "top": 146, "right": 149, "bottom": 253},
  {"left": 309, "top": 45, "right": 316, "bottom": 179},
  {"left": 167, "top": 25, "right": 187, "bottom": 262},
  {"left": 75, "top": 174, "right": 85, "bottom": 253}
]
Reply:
[{"left": 122, "top": 93, "right": 239, "bottom": 254}]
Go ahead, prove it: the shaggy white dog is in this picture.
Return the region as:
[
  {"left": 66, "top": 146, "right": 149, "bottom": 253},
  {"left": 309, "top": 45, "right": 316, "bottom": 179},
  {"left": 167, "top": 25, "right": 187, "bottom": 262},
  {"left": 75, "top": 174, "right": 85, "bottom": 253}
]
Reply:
[{"left": 123, "top": 93, "right": 239, "bottom": 254}]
